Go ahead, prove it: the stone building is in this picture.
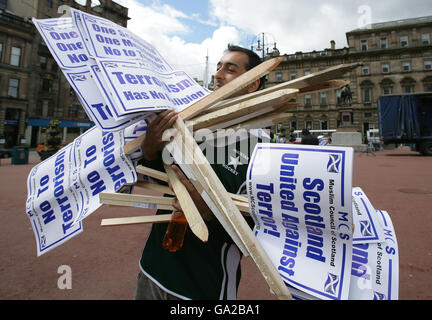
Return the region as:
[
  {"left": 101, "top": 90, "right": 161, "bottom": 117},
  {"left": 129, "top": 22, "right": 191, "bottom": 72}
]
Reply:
[
  {"left": 0, "top": 0, "right": 129, "bottom": 148},
  {"left": 266, "top": 16, "right": 432, "bottom": 138}
]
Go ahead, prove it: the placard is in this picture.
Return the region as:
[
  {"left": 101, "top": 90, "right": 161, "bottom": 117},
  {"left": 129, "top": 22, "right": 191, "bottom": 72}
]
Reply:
[
  {"left": 96, "top": 59, "right": 210, "bottom": 114},
  {"left": 71, "top": 8, "right": 173, "bottom": 72},
  {"left": 26, "top": 127, "right": 137, "bottom": 255},
  {"left": 32, "top": 17, "right": 90, "bottom": 69},
  {"left": 63, "top": 64, "right": 148, "bottom": 130},
  {"left": 247, "top": 143, "right": 354, "bottom": 300},
  {"left": 349, "top": 209, "right": 399, "bottom": 299}
]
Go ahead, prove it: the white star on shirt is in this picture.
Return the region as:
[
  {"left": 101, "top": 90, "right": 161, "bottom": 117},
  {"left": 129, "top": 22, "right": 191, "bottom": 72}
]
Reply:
[{"left": 228, "top": 156, "right": 241, "bottom": 170}]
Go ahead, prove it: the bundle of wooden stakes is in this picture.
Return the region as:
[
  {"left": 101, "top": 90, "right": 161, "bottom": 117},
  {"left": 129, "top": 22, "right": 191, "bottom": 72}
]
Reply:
[{"left": 99, "top": 58, "right": 361, "bottom": 300}]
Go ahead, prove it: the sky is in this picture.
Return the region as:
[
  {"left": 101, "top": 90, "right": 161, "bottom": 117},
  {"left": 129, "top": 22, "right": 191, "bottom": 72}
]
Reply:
[{"left": 112, "top": 0, "right": 432, "bottom": 82}]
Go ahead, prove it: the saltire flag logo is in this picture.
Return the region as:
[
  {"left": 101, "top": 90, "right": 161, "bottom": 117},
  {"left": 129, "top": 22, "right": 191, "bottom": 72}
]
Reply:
[
  {"left": 327, "top": 154, "right": 341, "bottom": 173},
  {"left": 373, "top": 291, "right": 386, "bottom": 300},
  {"left": 324, "top": 273, "right": 339, "bottom": 295},
  {"left": 360, "top": 220, "right": 373, "bottom": 237},
  {"left": 71, "top": 74, "right": 87, "bottom": 81}
]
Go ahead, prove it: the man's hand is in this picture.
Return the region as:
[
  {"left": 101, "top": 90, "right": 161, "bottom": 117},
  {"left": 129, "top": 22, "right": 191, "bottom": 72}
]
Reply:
[
  {"left": 141, "top": 110, "right": 178, "bottom": 161},
  {"left": 169, "top": 165, "right": 214, "bottom": 222}
]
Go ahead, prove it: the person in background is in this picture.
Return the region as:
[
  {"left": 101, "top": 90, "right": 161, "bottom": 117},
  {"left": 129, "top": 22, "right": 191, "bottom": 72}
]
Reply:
[{"left": 300, "top": 128, "right": 319, "bottom": 145}]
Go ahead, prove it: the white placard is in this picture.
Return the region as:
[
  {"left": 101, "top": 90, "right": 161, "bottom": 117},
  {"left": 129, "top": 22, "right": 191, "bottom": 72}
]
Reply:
[
  {"left": 96, "top": 59, "right": 210, "bottom": 115},
  {"left": 72, "top": 8, "right": 172, "bottom": 72},
  {"left": 352, "top": 187, "right": 385, "bottom": 243},
  {"left": 63, "top": 65, "right": 148, "bottom": 130},
  {"left": 247, "top": 143, "right": 354, "bottom": 300},
  {"left": 349, "top": 209, "right": 399, "bottom": 299},
  {"left": 25, "top": 127, "right": 137, "bottom": 255},
  {"left": 32, "top": 17, "right": 90, "bottom": 69}
]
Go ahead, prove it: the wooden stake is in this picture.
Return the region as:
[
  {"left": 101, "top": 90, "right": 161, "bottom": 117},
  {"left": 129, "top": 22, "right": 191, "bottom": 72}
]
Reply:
[
  {"left": 99, "top": 192, "right": 174, "bottom": 211},
  {"left": 180, "top": 56, "right": 285, "bottom": 121},
  {"left": 190, "top": 88, "right": 298, "bottom": 131},
  {"left": 164, "top": 164, "right": 209, "bottom": 242},
  {"left": 101, "top": 214, "right": 172, "bottom": 226}
]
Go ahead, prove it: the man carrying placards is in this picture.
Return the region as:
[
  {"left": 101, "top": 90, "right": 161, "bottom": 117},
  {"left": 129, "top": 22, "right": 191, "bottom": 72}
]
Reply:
[{"left": 134, "top": 45, "right": 265, "bottom": 300}]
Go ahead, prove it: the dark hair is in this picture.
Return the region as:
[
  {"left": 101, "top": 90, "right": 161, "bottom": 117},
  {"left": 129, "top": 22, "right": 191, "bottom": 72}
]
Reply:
[
  {"left": 226, "top": 44, "right": 264, "bottom": 89},
  {"left": 302, "top": 128, "right": 310, "bottom": 135}
]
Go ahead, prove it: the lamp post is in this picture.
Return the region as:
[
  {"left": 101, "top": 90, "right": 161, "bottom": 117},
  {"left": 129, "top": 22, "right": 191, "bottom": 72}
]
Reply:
[
  {"left": 250, "top": 32, "right": 279, "bottom": 89},
  {"left": 250, "top": 32, "right": 278, "bottom": 61}
]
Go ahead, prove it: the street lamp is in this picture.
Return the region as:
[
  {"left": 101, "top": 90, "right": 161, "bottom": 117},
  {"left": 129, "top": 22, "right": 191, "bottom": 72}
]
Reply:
[{"left": 250, "top": 32, "right": 278, "bottom": 61}]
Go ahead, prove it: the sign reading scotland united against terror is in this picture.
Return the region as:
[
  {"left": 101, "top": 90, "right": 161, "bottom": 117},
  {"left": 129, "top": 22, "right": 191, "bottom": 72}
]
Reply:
[
  {"left": 247, "top": 144, "right": 354, "bottom": 300},
  {"left": 26, "top": 127, "right": 137, "bottom": 256}
]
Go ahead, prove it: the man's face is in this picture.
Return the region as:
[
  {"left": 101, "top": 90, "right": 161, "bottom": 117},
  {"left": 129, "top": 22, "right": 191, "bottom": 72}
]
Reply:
[{"left": 214, "top": 51, "right": 249, "bottom": 91}]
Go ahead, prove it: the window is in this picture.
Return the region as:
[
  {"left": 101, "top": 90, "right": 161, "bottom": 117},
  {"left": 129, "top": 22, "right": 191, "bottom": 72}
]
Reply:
[
  {"left": 424, "top": 60, "right": 432, "bottom": 70},
  {"left": 320, "top": 92, "right": 327, "bottom": 106},
  {"left": 35, "top": 101, "right": 43, "bottom": 115},
  {"left": 47, "top": 102, "right": 54, "bottom": 117},
  {"left": 361, "top": 40, "right": 368, "bottom": 51},
  {"left": 8, "top": 78, "right": 19, "bottom": 97},
  {"left": 40, "top": 56, "right": 47, "bottom": 69},
  {"left": 362, "top": 65, "right": 370, "bottom": 75},
  {"left": 289, "top": 72, "right": 296, "bottom": 80},
  {"left": 68, "top": 104, "right": 78, "bottom": 118},
  {"left": 320, "top": 120, "right": 328, "bottom": 130},
  {"left": 305, "top": 121, "right": 312, "bottom": 129},
  {"left": 304, "top": 94, "right": 312, "bottom": 108},
  {"left": 422, "top": 33, "right": 430, "bottom": 45},
  {"left": 425, "top": 84, "right": 432, "bottom": 92},
  {"left": 382, "top": 63, "right": 390, "bottom": 73},
  {"left": 364, "top": 112, "right": 372, "bottom": 118},
  {"left": 304, "top": 70, "right": 311, "bottom": 76},
  {"left": 46, "top": 0, "right": 53, "bottom": 8},
  {"left": 380, "top": 38, "right": 387, "bottom": 49},
  {"left": 10, "top": 47, "right": 21, "bottom": 66},
  {"left": 402, "top": 61, "right": 411, "bottom": 72},
  {"left": 403, "top": 85, "right": 414, "bottom": 93},
  {"left": 42, "top": 79, "right": 52, "bottom": 92},
  {"left": 362, "top": 87, "right": 371, "bottom": 103},
  {"left": 275, "top": 72, "right": 283, "bottom": 82},
  {"left": 291, "top": 121, "right": 297, "bottom": 130},
  {"left": 400, "top": 36, "right": 408, "bottom": 47},
  {"left": 0, "top": 43, "right": 3, "bottom": 62},
  {"left": 383, "top": 86, "right": 392, "bottom": 95}
]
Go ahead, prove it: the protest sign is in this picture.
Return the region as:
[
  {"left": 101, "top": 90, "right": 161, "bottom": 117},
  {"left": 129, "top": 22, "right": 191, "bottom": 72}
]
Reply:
[
  {"left": 71, "top": 8, "right": 173, "bottom": 73},
  {"left": 96, "top": 59, "right": 210, "bottom": 115},
  {"left": 34, "top": 9, "right": 210, "bottom": 127},
  {"left": 64, "top": 64, "right": 149, "bottom": 130},
  {"left": 352, "top": 187, "right": 385, "bottom": 243},
  {"left": 247, "top": 143, "right": 354, "bottom": 300},
  {"left": 26, "top": 127, "right": 137, "bottom": 255},
  {"left": 349, "top": 209, "right": 399, "bottom": 299},
  {"left": 33, "top": 17, "right": 90, "bottom": 69}
]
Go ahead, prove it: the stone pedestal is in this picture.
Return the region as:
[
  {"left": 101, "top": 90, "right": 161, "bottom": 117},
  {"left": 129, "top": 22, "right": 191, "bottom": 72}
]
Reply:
[{"left": 332, "top": 131, "right": 367, "bottom": 152}]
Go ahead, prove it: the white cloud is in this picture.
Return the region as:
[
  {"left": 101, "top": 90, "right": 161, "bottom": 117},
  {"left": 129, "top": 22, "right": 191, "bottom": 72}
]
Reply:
[{"left": 113, "top": 0, "right": 241, "bottom": 80}]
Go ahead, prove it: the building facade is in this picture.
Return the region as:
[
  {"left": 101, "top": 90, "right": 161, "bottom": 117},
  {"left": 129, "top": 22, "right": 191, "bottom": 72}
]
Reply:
[
  {"left": 0, "top": 0, "right": 129, "bottom": 149},
  {"left": 266, "top": 16, "right": 432, "bottom": 138}
]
